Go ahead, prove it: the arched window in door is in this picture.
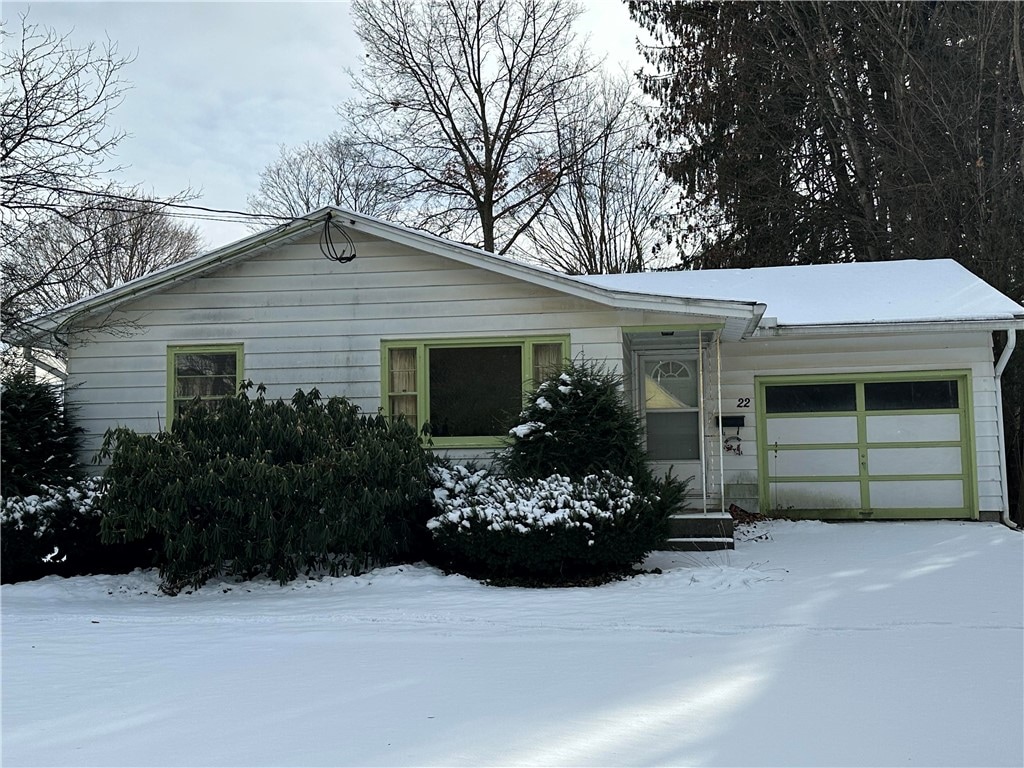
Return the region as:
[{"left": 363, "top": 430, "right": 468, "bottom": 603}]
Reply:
[{"left": 642, "top": 357, "right": 700, "bottom": 461}]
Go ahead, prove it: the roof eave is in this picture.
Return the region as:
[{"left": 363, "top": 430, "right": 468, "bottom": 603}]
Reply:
[
  {"left": 757, "top": 317, "right": 1024, "bottom": 337},
  {"left": 5, "top": 215, "right": 325, "bottom": 348},
  {"left": 340, "top": 215, "right": 762, "bottom": 325}
]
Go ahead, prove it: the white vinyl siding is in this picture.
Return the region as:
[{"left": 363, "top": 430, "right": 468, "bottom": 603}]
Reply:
[{"left": 63, "top": 232, "right": 689, "bottom": 464}]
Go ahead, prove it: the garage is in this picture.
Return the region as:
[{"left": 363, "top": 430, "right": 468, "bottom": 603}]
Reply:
[{"left": 756, "top": 372, "right": 975, "bottom": 519}]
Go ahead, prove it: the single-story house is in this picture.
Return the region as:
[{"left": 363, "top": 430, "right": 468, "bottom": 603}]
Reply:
[{"left": 10, "top": 207, "right": 1024, "bottom": 532}]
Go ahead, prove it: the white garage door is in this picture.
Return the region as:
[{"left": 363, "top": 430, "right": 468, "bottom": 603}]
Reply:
[{"left": 756, "top": 373, "right": 974, "bottom": 519}]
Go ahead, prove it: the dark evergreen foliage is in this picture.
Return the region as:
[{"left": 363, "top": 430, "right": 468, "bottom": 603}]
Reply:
[
  {"left": 1, "top": 371, "right": 82, "bottom": 496},
  {"left": 631, "top": 1, "right": 1024, "bottom": 273},
  {"left": 98, "top": 384, "right": 434, "bottom": 593},
  {"left": 631, "top": 0, "right": 1023, "bottom": 521},
  {"left": 429, "top": 468, "right": 683, "bottom": 585},
  {"left": 498, "top": 359, "right": 649, "bottom": 482},
  {"left": 0, "top": 371, "right": 154, "bottom": 582}
]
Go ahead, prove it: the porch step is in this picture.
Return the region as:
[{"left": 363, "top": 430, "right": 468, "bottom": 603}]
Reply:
[
  {"left": 663, "top": 537, "right": 735, "bottom": 552},
  {"left": 663, "top": 513, "right": 735, "bottom": 551}
]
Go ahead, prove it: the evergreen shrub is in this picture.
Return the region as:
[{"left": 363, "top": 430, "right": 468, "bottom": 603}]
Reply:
[
  {"left": 428, "top": 465, "right": 676, "bottom": 583},
  {"left": 498, "top": 360, "right": 649, "bottom": 481},
  {"left": 1, "top": 370, "right": 82, "bottom": 496},
  {"left": 0, "top": 372, "right": 153, "bottom": 582},
  {"left": 2, "top": 478, "right": 99, "bottom": 582},
  {"left": 428, "top": 359, "right": 687, "bottom": 585},
  {"left": 98, "top": 384, "right": 433, "bottom": 593}
]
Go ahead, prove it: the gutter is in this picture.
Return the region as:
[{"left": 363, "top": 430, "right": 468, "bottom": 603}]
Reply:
[
  {"left": 993, "top": 329, "right": 1020, "bottom": 530},
  {"left": 753, "top": 318, "right": 1024, "bottom": 337}
]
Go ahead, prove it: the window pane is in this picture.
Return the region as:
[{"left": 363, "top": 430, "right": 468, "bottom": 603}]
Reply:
[
  {"left": 173, "top": 350, "right": 238, "bottom": 400},
  {"left": 532, "top": 343, "right": 563, "bottom": 385},
  {"left": 389, "top": 348, "right": 417, "bottom": 393},
  {"left": 175, "top": 375, "right": 237, "bottom": 398},
  {"left": 765, "top": 383, "right": 856, "bottom": 413},
  {"left": 864, "top": 380, "right": 958, "bottom": 411},
  {"left": 389, "top": 394, "right": 417, "bottom": 425},
  {"left": 175, "top": 352, "right": 237, "bottom": 377},
  {"left": 646, "top": 412, "right": 701, "bottom": 460},
  {"left": 429, "top": 346, "right": 522, "bottom": 437},
  {"left": 643, "top": 359, "right": 698, "bottom": 409}
]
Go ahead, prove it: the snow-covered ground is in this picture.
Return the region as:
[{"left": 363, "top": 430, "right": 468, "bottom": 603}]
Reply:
[{"left": 2, "top": 521, "right": 1022, "bottom": 767}]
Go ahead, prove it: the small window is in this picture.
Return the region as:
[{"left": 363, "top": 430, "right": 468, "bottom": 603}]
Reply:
[
  {"left": 644, "top": 359, "right": 698, "bottom": 409},
  {"left": 531, "top": 342, "right": 563, "bottom": 386},
  {"left": 168, "top": 344, "right": 243, "bottom": 423},
  {"left": 864, "top": 380, "right": 958, "bottom": 411},
  {"left": 765, "top": 383, "right": 856, "bottom": 413}
]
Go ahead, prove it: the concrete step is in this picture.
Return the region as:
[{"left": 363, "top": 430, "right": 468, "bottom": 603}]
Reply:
[
  {"left": 664, "top": 513, "right": 735, "bottom": 551},
  {"left": 666, "top": 513, "right": 734, "bottom": 539},
  {"left": 663, "top": 537, "right": 735, "bottom": 551}
]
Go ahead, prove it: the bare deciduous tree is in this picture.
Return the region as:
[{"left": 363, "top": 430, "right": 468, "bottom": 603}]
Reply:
[
  {"left": 347, "top": 0, "right": 594, "bottom": 254},
  {"left": 6, "top": 189, "right": 202, "bottom": 318},
  {"left": 523, "top": 72, "right": 671, "bottom": 274},
  {"left": 1, "top": 18, "right": 128, "bottom": 219},
  {"left": 246, "top": 131, "right": 407, "bottom": 225},
  {"left": 1, "top": 18, "right": 199, "bottom": 341}
]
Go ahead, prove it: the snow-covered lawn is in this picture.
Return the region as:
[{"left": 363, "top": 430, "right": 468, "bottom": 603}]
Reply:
[{"left": 2, "top": 521, "right": 1022, "bottom": 767}]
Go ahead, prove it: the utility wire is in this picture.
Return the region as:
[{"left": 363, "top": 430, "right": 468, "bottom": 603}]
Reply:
[{"left": 5, "top": 180, "right": 301, "bottom": 224}]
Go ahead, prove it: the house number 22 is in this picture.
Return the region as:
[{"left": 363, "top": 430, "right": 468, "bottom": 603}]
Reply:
[{"left": 736, "top": 397, "right": 751, "bottom": 408}]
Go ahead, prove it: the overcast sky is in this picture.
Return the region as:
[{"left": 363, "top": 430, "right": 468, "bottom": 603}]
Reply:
[{"left": 6, "top": 0, "right": 643, "bottom": 250}]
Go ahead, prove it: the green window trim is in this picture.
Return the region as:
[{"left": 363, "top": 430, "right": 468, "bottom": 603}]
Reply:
[
  {"left": 167, "top": 343, "right": 245, "bottom": 428},
  {"left": 754, "top": 370, "right": 978, "bottom": 519},
  {"left": 380, "top": 335, "right": 569, "bottom": 448}
]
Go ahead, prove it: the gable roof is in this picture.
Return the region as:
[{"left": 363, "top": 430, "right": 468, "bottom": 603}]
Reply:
[
  {"left": 7, "top": 207, "right": 763, "bottom": 348},
  {"left": 582, "top": 259, "right": 1024, "bottom": 332},
  {"left": 9, "top": 207, "right": 1022, "bottom": 350}
]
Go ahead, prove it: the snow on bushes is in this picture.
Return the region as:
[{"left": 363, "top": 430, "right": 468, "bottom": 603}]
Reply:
[
  {"left": 430, "top": 465, "right": 640, "bottom": 536},
  {"left": 428, "top": 465, "right": 666, "bottom": 583},
  {"left": 428, "top": 359, "right": 687, "bottom": 585},
  {"left": 1, "top": 478, "right": 104, "bottom": 582}
]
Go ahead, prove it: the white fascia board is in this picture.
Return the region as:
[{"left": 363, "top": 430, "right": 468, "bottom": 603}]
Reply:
[
  {"left": 13, "top": 206, "right": 761, "bottom": 346},
  {"left": 758, "top": 317, "right": 1024, "bottom": 337},
  {"left": 8, "top": 217, "right": 323, "bottom": 348},
  {"left": 343, "top": 215, "right": 761, "bottom": 322}
]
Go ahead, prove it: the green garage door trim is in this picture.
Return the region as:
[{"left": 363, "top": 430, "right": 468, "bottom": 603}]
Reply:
[{"left": 755, "top": 371, "right": 978, "bottom": 519}]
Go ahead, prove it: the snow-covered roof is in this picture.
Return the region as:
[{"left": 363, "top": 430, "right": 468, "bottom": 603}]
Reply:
[{"left": 578, "top": 259, "right": 1024, "bottom": 328}]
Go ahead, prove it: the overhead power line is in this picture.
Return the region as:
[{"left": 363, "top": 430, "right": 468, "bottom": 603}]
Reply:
[{"left": 6, "top": 180, "right": 297, "bottom": 224}]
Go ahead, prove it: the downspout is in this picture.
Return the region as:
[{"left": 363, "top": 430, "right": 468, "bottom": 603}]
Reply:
[
  {"left": 698, "top": 332, "right": 708, "bottom": 514},
  {"left": 717, "top": 332, "right": 725, "bottom": 514},
  {"left": 22, "top": 346, "right": 67, "bottom": 382},
  {"left": 993, "top": 329, "right": 1019, "bottom": 530}
]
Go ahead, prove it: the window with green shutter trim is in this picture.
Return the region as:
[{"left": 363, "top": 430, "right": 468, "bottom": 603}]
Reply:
[
  {"left": 381, "top": 336, "right": 569, "bottom": 446},
  {"left": 167, "top": 344, "right": 244, "bottom": 425}
]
